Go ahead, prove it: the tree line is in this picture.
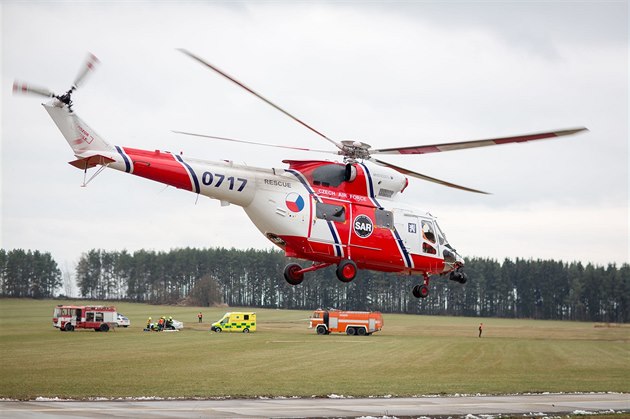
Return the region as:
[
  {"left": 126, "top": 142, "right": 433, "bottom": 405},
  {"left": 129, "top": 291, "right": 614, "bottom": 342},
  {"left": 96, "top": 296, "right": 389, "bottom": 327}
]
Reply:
[
  {"left": 1, "top": 247, "right": 628, "bottom": 322},
  {"left": 0, "top": 249, "right": 62, "bottom": 299}
]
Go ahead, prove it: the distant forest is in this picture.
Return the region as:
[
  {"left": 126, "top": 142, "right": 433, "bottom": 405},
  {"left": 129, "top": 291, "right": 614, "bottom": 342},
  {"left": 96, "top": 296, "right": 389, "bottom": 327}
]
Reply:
[{"left": 1, "top": 247, "right": 628, "bottom": 322}]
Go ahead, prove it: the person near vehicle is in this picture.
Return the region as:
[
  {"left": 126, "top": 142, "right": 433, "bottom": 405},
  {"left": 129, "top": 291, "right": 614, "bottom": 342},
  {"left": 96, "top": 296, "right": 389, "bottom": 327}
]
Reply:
[
  {"left": 198, "top": 312, "right": 203, "bottom": 323},
  {"left": 146, "top": 317, "right": 152, "bottom": 329},
  {"left": 478, "top": 322, "right": 483, "bottom": 338},
  {"left": 158, "top": 316, "right": 165, "bottom": 331}
]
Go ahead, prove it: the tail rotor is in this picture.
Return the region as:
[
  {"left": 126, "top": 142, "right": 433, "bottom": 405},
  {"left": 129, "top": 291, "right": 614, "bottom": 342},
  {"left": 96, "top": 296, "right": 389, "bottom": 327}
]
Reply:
[{"left": 13, "top": 52, "right": 100, "bottom": 110}]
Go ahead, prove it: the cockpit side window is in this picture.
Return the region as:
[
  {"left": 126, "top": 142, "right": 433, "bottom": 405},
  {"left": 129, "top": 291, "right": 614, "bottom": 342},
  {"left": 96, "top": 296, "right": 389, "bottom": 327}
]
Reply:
[
  {"left": 421, "top": 220, "right": 437, "bottom": 255},
  {"left": 421, "top": 221, "right": 436, "bottom": 243}
]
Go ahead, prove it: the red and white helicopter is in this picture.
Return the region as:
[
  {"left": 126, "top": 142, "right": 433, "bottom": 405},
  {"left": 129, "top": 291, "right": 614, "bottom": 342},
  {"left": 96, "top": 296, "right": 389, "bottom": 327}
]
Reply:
[{"left": 14, "top": 51, "right": 587, "bottom": 298}]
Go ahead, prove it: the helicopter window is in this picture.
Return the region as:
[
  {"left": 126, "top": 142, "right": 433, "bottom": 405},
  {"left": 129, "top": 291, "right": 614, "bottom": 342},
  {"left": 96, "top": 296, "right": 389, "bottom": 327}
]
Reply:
[
  {"left": 421, "top": 221, "right": 436, "bottom": 244},
  {"left": 375, "top": 209, "right": 393, "bottom": 229},
  {"left": 422, "top": 242, "right": 437, "bottom": 255},
  {"left": 316, "top": 202, "right": 346, "bottom": 222},
  {"left": 312, "top": 165, "right": 346, "bottom": 188},
  {"left": 435, "top": 222, "right": 447, "bottom": 246}
]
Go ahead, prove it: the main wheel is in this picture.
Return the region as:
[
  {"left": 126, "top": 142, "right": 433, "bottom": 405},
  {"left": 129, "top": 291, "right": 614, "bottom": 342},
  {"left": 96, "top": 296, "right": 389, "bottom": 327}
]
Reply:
[
  {"left": 412, "top": 284, "right": 430, "bottom": 298},
  {"left": 99, "top": 323, "right": 110, "bottom": 332},
  {"left": 336, "top": 260, "right": 357, "bottom": 283},
  {"left": 283, "top": 263, "right": 304, "bottom": 285},
  {"left": 346, "top": 327, "right": 356, "bottom": 336},
  {"left": 316, "top": 325, "right": 327, "bottom": 335}
]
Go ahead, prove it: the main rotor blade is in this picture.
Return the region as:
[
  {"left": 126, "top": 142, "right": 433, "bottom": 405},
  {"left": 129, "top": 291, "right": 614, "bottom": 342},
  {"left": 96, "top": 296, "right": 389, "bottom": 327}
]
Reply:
[
  {"left": 372, "top": 127, "right": 588, "bottom": 155},
  {"left": 178, "top": 49, "right": 343, "bottom": 151},
  {"left": 12, "top": 81, "right": 55, "bottom": 98},
  {"left": 173, "top": 131, "right": 338, "bottom": 155},
  {"left": 372, "top": 158, "right": 490, "bottom": 194},
  {"left": 72, "top": 52, "right": 100, "bottom": 90}
]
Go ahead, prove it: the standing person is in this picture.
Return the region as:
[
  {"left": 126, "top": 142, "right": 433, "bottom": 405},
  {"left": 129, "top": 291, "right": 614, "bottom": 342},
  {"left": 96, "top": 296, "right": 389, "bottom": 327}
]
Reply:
[
  {"left": 198, "top": 312, "right": 203, "bottom": 323},
  {"left": 478, "top": 322, "right": 483, "bottom": 338}
]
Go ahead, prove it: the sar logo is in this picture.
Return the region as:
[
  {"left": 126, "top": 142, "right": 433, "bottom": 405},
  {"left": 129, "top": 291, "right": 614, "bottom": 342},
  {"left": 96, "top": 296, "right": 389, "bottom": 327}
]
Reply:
[
  {"left": 285, "top": 193, "right": 305, "bottom": 213},
  {"left": 353, "top": 214, "right": 373, "bottom": 238}
]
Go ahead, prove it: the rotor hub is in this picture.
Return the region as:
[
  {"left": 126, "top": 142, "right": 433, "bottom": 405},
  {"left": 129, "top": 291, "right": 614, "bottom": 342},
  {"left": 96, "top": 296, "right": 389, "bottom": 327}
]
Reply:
[{"left": 340, "top": 139, "right": 372, "bottom": 160}]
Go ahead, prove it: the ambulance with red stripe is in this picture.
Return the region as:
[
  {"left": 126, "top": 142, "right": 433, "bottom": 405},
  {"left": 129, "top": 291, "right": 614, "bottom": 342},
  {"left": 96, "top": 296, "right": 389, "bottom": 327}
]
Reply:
[{"left": 16, "top": 51, "right": 586, "bottom": 299}]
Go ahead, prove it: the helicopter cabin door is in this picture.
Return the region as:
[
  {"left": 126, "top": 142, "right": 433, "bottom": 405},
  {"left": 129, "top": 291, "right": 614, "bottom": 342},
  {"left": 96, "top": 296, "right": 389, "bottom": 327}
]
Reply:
[
  {"left": 308, "top": 199, "right": 349, "bottom": 258},
  {"left": 394, "top": 213, "right": 422, "bottom": 255}
]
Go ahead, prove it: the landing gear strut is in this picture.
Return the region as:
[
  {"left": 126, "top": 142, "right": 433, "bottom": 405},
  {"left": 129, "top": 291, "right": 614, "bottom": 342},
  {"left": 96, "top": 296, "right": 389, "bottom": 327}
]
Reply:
[
  {"left": 283, "top": 262, "right": 332, "bottom": 285},
  {"left": 283, "top": 259, "right": 359, "bottom": 286}
]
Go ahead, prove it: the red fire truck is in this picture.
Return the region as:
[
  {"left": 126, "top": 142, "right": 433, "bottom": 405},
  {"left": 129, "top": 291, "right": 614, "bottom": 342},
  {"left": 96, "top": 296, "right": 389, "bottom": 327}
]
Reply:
[
  {"left": 309, "top": 309, "right": 383, "bottom": 336},
  {"left": 52, "top": 305, "right": 118, "bottom": 332}
]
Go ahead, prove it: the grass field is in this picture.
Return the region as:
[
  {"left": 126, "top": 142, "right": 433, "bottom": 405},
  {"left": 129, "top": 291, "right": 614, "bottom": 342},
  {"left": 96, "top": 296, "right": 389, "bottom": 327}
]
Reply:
[{"left": 0, "top": 298, "right": 628, "bottom": 400}]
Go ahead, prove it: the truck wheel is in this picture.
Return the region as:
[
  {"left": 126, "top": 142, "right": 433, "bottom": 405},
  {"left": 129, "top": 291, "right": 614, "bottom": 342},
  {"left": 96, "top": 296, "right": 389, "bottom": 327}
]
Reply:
[
  {"left": 336, "top": 260, "right": 357, "bottom": 283},
  {"left": 99, "top": 324, "right": 110, "bottom": 332},
  {"left": 357, "top": 327, "right": 366, "bottom": 336},
  {"left": 283, "top": 263, "right": 304, "bottom": 285},
  {"left": 243, "top": 328, "right": 250, "bottom": 333},
  {"left": 316, "top": 325, "right": 327, "bottom": 335},
  {"left": 346, "top": 327, "right": 356, "bottom": 336},
  {"left": 64, "top": 323, "right": 74, "bottom": 332},
  {"left": 215, "top": 327, "right": 222, "bottom": 333}
]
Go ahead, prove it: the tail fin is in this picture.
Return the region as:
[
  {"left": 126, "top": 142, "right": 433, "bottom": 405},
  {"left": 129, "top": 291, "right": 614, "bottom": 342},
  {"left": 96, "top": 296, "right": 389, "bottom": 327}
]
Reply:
[{"left": 43, "top": 101, "right": 114, "bottom": 155}]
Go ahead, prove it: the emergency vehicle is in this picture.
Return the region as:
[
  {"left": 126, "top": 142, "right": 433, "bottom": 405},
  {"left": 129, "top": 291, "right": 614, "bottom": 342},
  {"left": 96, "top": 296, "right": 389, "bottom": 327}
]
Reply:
[
  {"left": 210, "top": 312, "right": 256, "bottom": 333},
  {"left": 52, "top": 305, "right": 118, "bottom": 332},
  {"left": 310, "top": 309, "right": 383, "bottom": 336}
]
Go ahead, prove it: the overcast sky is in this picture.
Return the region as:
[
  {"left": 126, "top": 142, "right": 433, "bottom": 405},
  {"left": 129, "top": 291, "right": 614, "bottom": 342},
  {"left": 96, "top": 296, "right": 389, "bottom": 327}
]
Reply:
[{"left": 2, "top": 1, "right": 628, "bottom": 278}]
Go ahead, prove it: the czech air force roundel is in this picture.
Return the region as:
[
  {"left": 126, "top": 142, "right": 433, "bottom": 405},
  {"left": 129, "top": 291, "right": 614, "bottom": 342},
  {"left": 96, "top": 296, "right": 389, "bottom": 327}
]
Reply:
[{"left": 285, "top": 193, "right": 305, "bottom": 212}]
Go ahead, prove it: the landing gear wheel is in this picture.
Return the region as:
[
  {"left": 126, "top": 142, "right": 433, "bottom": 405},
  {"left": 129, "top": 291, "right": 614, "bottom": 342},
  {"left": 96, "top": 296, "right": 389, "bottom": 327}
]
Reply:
[
  {"left": 412, "top": 284, "right": 430, "bottom": 299},
  {"left": 283, "top": 263, "right": 304, "bottom": 285},
  {"left": 316, "top": 325, "right": 327, "bottom": 335},
  {"left": 336, "top": 260, "right": 357, "bottom": 283}
]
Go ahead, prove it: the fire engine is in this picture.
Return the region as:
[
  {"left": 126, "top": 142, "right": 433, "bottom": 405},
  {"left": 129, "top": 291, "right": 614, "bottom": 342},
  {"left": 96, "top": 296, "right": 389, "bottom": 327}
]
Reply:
[
  {"left": 52, "top": 305, "right": 118, "bottom": 332},
  {"left": 310, "top": 309, "right": 383, "bottom": 336}
]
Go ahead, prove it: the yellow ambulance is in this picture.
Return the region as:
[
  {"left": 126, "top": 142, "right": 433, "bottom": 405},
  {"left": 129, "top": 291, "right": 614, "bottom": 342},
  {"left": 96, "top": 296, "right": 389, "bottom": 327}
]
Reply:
[{"left": 210, "top": 312, "right": 256, "bottom": 333}]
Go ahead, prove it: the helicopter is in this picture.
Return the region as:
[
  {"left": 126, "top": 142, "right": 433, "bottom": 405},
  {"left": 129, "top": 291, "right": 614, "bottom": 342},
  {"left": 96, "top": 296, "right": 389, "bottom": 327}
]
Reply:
[{"left": 13, "top": 51, "right": 587, "bottom": 298}]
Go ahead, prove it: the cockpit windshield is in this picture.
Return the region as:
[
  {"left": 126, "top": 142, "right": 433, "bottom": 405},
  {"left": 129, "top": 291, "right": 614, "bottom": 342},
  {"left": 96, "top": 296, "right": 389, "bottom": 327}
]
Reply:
[{"left": 435, "top": 221, "right": 448, "bottom": 246}]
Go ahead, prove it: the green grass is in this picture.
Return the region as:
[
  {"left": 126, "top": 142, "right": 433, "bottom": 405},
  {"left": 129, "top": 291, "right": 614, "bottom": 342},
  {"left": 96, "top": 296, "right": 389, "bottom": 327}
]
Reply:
[{"left": 0, "top": 298, "right": 628, "bottom": 399}]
